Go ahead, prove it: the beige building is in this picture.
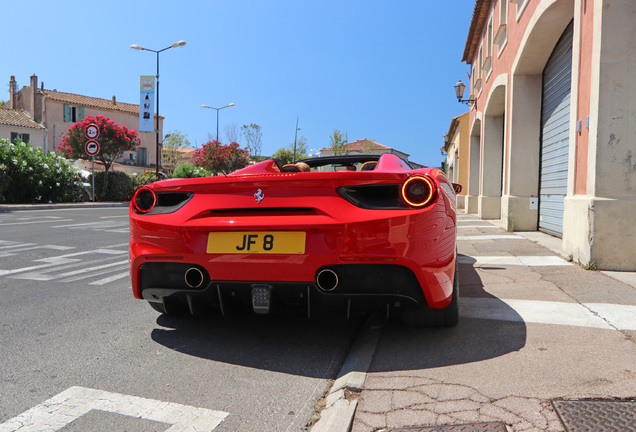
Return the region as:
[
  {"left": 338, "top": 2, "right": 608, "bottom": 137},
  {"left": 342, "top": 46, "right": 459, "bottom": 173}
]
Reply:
[
  {"left": 6, "top": 75, "right": 163, "bottom": 169},
  {"left": 460, "top": 0, "right": 636, "bottom": 270},
  {"left": 443, "top": 112, "right": 470, "bottom": 210}
]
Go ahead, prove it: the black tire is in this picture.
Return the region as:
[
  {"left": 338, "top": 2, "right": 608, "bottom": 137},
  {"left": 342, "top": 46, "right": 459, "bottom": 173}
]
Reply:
[{"left": 402, "top": 261, "right": 459, "bottom": 327}]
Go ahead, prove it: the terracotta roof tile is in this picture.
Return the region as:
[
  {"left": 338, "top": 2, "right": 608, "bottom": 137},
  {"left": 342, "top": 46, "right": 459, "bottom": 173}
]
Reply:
[
  {"left": 462, "top": 0, "right": 492, "bottom": 63},
  {"left": 0, "top": 107, "right": 46, "bottom": 130},
  {"left": 39, "top": 89, "right": 163, "bottom": 119}
]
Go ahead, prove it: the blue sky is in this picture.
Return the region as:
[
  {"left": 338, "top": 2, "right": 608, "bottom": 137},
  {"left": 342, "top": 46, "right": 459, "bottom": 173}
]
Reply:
[{"left": 3, "top": 1, "right": 473, "bottom": 168}]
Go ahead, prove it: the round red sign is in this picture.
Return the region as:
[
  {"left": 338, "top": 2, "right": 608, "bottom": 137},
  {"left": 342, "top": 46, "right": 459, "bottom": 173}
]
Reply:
[
  {"left": 85, "top": 124, "right": 99, "bottom": 140},
  {"left": 85, "top": 139, "right": 100, "bottom": 156}
]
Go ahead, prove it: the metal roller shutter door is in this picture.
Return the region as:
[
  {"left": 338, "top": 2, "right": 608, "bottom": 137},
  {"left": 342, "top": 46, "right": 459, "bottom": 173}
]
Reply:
[{"left": 539, "top": 20, "right": 573, "bottom": 237}]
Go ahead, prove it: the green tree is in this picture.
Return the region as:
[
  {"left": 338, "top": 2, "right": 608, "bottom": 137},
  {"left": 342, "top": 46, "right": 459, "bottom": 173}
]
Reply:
[
  {"left": 292, "top": 136, "right": 309, "bottom": 160},
  {"left": 191, "top": 140, "right": 249, "bottom": 175},
  {"left": 241, "top": 123, "right": 262, "bottom": 158},
  {"left": 272, "top": 147, "right": 294, "bottom": 165},
  {"left": 58, "top": 115, "right": 139, "bottom": 196},
  {"left": 162, "top": 130, "right": 191, "bottom": 170},
  {"left": 329, "top": 129, "right": 347, "bottom": 155}
]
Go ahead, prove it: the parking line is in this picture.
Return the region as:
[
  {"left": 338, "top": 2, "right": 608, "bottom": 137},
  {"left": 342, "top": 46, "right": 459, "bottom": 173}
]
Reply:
[{"left": 0, "top": 386, "right": 229, "bottom": 432}]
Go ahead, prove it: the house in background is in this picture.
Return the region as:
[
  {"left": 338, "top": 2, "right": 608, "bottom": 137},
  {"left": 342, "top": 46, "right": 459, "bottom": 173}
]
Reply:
[
  {"left": 5, "top": 75, "right": 163, "bottom": 169},
  {"left": 460, "top": 0, "right": 636, "bottom": 270},
  {"left": 162, "top": 146, "right": 196, "bottom": 173},
  {"left": 443, "top": 112, "right": 469, "bottom": 210},
  {"left": 318, "top": 139, "right": 426, "bottom": 168},
  {"left": 0, "top": 106, "right": 46, "bottom": 147}
]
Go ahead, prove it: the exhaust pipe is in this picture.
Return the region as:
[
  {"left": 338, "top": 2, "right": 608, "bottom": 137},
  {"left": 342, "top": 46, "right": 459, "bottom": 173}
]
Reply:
[
  {"left": 184, "top": 267, "right": 204, "bottom": 289},
  {"left": 316, "top": 269, "right": 339, "bottom": 292}
]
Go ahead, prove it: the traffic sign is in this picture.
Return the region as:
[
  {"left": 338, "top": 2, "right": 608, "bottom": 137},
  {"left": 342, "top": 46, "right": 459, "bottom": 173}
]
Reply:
[
  {"left": 85, "top": 124, "right": 100, "bottom": 140},
  {"left": 85, "top": 140, "right": 100, "bottom": 156}
]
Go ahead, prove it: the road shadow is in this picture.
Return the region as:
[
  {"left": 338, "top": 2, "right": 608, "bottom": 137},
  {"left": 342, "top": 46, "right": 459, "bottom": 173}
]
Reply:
[
  {"left": 368, "top": 253, "right": 527, "bottom": 372},
  {"left": 151, "top": 254, "right": 526, "bottom": 376},
  {"left": 151, "top": 309, "right": 364, "bottom": 379}
]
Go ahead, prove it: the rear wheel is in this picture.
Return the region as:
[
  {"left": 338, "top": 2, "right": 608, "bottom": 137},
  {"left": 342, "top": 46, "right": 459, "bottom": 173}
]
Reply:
[{"left": 402, "top": 262, "right": 459, "bottom": 327}]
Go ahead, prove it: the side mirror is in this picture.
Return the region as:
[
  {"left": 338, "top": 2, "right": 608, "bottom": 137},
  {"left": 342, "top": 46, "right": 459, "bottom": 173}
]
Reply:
[{"left": 452, "top": 183, "right": 462, "bottom": 194}]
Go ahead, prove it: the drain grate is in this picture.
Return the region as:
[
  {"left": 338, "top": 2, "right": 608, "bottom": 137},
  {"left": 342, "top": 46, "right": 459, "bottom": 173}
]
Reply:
[
  {"left": 552, "top": 399, "right": 636, "bottom": 431},
  {"left": 381, "top": 422, "right": 508, "bottom": 432}
]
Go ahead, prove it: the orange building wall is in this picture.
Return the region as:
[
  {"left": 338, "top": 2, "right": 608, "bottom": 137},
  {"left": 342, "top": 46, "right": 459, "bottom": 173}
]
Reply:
[
  {"left": 468, "top": 0, "right": 541, "bottom": 195},
  {"left": 575, "top": 1, "right": 593, "bottom": 195}
]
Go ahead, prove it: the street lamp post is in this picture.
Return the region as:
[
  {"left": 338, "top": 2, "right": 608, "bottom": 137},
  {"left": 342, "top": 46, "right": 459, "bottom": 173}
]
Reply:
[
  {"left": 201, "top": 103, "right": 235, "bottom": 142},
  {"left": 130, "top": 40, "right": 186, "bottom": 177},
  {"left": 293, "top": 117, "right": 300, "bottom": 161}
]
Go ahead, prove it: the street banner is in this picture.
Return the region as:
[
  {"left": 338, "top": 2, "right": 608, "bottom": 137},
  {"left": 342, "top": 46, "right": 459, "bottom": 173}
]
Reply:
[{"left": 139, "top": 76, "right": 155, "bottom": 132}]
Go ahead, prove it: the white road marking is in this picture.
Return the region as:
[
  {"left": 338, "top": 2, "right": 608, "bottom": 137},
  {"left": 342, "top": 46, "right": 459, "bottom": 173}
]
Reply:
[
  {"left": 458, "top": 255, "right": 571, "bottom": 266},
  {"left": 1, "top": 249, "right": 127, "bottom": 277},
  {"left": 51, "top": 221, "right": 128, "bottom": 230},
  {"left": 457, "top": 235, "right": 525, "bottom": 240},
  {"left": 0, "top": 219, "right": 74, "bottom": 226},
  {"left": 54, "top": 260, "right": 128, "bottom": 278},
  {"left": 584, "top": 303, "right": 636, "bottom": 331},
  {"left": 460, "top": 298, "right": 614, "bottom": 329},
  {"left": 457, "top": 225, "right": 501, "bottom": 229},
  {"left": 90, "top": 272, "right": 130, "bottom": 285},
  {"left": 0, "top": 386, "right": 229, "bottom": 432}
]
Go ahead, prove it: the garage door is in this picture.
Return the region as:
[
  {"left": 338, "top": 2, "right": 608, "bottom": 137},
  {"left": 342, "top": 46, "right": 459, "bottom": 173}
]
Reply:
[{"left": 539, "top": 20, "right": 573, "bottom": 237}]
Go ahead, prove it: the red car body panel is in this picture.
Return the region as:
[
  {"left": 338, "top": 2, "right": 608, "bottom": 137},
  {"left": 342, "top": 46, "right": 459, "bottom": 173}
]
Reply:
[{"left": 129, "top": 154, "right": 458, "bottom": 315}]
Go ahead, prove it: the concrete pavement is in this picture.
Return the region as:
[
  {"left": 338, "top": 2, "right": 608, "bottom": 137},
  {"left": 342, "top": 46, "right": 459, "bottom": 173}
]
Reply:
[
  {"left": 313, "top": 212, "right": 636, "bottom": 432},
  {"left": 4, "top": 203, "right": 635, "bottom": 431}
]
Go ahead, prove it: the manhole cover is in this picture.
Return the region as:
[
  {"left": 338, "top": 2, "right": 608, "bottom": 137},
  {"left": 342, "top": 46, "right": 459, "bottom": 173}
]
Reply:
[
  {"left": 381, "top": 422, "right": 508, "bottom": 432},
  {"left": 552, "top": 399, "right": 636, "bottom": 431}
]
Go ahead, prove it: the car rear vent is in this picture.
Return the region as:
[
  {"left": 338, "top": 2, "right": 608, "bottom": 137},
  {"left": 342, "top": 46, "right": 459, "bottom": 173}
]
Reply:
[
  {"left": 157, "top": 192, "right": 193, "bottom": 207},
  {"left": 210, "top": 207, "right": 319, "bottom": 217},
  {"left": 337, "top": 184, "right": 408, "bottom": 209}
]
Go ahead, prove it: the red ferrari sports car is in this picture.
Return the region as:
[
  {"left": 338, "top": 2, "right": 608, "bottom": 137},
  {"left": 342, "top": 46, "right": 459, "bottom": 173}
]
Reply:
[{"left": 129, "top": 153, "right": 460, "bottom": 326}]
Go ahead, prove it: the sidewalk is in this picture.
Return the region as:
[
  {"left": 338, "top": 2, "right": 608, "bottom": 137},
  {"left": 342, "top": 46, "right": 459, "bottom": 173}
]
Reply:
[{"left": 314, "top": 212, "right": 636, "bottom": 432}]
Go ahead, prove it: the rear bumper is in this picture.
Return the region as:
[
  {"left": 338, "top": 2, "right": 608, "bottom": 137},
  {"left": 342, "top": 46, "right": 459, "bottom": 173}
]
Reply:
[{"left": 138, "top": 262, "right": 430, "bottom": 316}]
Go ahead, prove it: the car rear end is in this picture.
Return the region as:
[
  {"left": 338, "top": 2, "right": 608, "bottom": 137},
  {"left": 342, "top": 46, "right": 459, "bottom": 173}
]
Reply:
[{"left": 129, "top": 158, "right": 457, "bottom": 321}]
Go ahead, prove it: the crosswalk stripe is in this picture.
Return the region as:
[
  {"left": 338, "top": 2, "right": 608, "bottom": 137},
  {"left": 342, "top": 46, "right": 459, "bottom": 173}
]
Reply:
[
  {"left": 0, "top": 219, "right": 74, "bottom": 226},
  {"left": 457, "top": 235, "right": 524, "bottom": 240},
  {"left": 457, "top": 225, "right": 501, "bottom": 229},
  {"left": 458, "top": 255, "right": 571, "bottom": 266},
  {"left": 90, "top": 272, "right": 130, "bottom": 285},
  {"left": 460, "top": 298, "right": 614, "bottom": 329}
]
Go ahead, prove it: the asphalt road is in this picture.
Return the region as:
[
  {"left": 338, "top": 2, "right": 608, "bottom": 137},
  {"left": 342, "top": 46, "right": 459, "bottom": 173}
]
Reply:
[{"left": 0, "top": 207, "right": 362, "bottom": 432}]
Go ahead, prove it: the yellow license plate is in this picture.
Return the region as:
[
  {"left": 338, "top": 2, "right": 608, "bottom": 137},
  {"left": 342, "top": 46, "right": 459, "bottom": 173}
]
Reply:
[{"left": 207, "top": 232, "right": 306, "bottom": 254}]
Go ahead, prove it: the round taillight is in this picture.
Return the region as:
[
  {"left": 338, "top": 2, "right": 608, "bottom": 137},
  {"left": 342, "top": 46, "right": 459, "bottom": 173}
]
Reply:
[
  {"left": 401, "top": 176, "right": 437, "bottom": 208},
  {"left": 132, "top": 187, "right": 156, "bottom": 213}
]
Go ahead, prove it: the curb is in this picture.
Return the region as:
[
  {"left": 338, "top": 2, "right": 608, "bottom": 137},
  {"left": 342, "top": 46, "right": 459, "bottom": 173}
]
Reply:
[{"left": 310, "top": 318, "right": 382, "bottom": 432}]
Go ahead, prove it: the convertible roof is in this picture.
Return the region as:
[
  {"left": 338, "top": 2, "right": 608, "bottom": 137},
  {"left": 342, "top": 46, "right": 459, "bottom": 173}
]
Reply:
[{"left": 294, "top": 153, "right": 412, "bottom": 168}]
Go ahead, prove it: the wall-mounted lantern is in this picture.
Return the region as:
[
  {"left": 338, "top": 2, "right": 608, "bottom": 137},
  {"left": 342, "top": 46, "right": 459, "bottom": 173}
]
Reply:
[{"left": 454, "top": 80, "right": 475, "bottom": 106}]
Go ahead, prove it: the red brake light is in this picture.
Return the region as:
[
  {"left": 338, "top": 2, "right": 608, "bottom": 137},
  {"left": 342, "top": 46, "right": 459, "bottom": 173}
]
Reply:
[
  {"left": 132, "top": 187, "right": 156, "bottom": 213},
  {"left": 401, "top": 176, "right": 437, "bottom": 208}
]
